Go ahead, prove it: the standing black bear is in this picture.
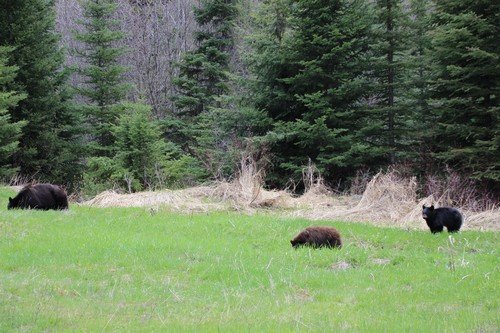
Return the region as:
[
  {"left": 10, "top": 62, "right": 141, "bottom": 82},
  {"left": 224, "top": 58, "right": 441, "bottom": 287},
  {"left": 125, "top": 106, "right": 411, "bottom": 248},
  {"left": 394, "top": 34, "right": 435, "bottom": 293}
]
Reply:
[
  {"left": 8, "top": 184, "right": 69, "bottom": 210},
  {"left": 422, "top": 205, "right": 463, "bottom": 233},
  {"left": 291, "top": 226, "right": 342, "bottom": 248}
]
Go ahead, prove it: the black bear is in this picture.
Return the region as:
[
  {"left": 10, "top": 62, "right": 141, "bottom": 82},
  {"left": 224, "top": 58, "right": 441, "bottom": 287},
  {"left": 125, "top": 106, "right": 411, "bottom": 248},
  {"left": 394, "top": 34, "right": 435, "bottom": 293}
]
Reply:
[
  {"left": 291, "top": 226, "right": 342, "bottom": 249},
  {"left": 422, "top": 205, "right": 463, "bottom": 233},
  {"left": 8, "top": 184, "right": 69, "bottom": 210}
]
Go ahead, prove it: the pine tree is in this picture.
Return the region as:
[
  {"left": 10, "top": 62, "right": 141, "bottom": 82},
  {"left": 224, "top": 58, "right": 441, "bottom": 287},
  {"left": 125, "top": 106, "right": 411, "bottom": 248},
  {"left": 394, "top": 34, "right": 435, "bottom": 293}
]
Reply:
[
  {"left": 114, "top": 103, "right": 167, "bottom": 190},
  {"left": 0, "top": 47, "right": 26, "bottom": 180},
  {"left": 404, "top": 0, "right": 434, "bottom": 172},
  {"left": 429, "top": 0, "right": 499, "bottom": 182},
  {"left": 245, "top": 0, "right": 290, "bottom": 131},
  {"left": 171, "top": 0, "right": 240, "bottom": 179},
  {"left": 248, "top": 0, "right": 373, "bottom": 188},
  {"left": 74, "top": 0, "right": 131, "bottom": 157},
  {"left": 366, "top": 0, "right": 410, "bottom": 164},
  {"left": 0, "top": 0, "right": 83, "bottom": 186},
  {"left": 173, "top": 0, "right": 238, "bottom": 118}
]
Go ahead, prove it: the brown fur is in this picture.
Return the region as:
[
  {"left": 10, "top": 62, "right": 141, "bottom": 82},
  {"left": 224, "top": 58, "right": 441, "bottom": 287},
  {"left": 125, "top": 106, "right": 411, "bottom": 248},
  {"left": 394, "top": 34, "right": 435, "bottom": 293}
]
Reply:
[{"left": 290, "top": 226, "right": 342, "bottom": 249}]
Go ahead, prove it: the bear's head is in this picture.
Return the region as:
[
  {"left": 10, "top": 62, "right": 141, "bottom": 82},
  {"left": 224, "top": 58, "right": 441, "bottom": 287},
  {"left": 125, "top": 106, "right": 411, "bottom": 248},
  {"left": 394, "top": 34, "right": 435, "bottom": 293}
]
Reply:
[
  {"left": 7, "top": 197, "right": 14, "bottom": 210},
  {"left": 290, "top": 229, "right": 311, "bottom": 248},
  {"left": 7, "top": 193, "right": 22, "bottom": 210},
  {"left": 422, "top": 205, "right": 434, "bottom": 219}
]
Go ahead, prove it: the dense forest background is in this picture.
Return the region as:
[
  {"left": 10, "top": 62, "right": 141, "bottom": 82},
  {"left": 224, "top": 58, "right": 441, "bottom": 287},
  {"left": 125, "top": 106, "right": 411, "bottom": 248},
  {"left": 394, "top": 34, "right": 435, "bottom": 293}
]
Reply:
[{"left": 0, "top": 0, "right": 498, "bottom": 200}]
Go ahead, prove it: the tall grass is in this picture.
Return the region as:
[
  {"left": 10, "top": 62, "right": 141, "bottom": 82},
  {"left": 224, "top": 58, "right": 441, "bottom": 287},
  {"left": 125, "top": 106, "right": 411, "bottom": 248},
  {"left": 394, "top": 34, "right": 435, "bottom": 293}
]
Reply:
[{"left": 0, "top": 187, "right": 498, "bottom": 331}]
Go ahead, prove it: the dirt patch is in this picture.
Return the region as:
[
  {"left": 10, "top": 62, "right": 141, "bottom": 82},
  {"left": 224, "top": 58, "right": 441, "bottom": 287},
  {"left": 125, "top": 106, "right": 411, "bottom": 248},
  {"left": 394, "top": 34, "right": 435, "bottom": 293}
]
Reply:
[
  {"left": 372, "top": 258, "right": 391, "bottom": 265},
  {"left": 330, "top": 261, "right": 352, "bottom": 271},
  {"left": 295, "top": 288, "right": 314, "bottom": 302}
]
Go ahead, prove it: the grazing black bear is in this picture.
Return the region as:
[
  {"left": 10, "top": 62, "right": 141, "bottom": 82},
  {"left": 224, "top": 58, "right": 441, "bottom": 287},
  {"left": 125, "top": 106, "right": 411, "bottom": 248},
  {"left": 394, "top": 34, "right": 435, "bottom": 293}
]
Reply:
[
  {"left": 8, "top": 184, "right": 68, "bottom": 210},
  {"left": 291, "top": 226, "right": 342, "bottom": 249},
  {"left": 422, "top": 205, "right": 463, "bottom": 233}
]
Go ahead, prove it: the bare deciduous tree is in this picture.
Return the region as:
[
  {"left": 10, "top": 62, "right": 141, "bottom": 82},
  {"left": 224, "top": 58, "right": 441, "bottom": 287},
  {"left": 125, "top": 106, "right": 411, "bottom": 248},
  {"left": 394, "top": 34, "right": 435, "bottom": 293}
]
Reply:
[{"left": 55, "top": 0, "right": 198, "bottom": 118}]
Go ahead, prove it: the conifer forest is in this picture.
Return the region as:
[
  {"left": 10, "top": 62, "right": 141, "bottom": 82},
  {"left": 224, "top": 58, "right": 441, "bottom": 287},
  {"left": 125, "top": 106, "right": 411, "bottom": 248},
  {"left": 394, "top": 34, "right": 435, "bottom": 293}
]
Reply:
[{"left": 0, "top": 0, "right": 498, "bottom": 199}]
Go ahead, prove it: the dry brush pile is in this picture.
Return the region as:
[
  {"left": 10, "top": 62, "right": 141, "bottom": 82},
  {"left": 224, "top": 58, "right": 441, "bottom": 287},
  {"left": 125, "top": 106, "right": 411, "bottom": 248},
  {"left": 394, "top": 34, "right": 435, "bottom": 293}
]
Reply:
[{"left": 82, "top": 167, "right": 499, "bottom": 231}]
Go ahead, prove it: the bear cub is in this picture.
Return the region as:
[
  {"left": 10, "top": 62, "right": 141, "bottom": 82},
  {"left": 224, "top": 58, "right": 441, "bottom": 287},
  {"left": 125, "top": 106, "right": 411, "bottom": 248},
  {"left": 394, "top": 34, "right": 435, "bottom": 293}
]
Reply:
[
  {"left": 291, "top": 226, "right": 342, "bottom": 249},
  {"left": 422, "top": 205, "right": 463, "bottom": 233}
]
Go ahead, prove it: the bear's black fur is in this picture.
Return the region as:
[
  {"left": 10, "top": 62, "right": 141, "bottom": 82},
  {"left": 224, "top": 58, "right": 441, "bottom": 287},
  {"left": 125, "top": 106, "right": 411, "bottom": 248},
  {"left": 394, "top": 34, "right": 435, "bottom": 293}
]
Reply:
[
  {"left": 422, "top": 205, "right": 463, "bottom": 233},
  {"left": 290, "top": 226, "right": 342, "bottom": 249},
  {"left": 8, "top": 184, "right": 68, "bottom": 210}
]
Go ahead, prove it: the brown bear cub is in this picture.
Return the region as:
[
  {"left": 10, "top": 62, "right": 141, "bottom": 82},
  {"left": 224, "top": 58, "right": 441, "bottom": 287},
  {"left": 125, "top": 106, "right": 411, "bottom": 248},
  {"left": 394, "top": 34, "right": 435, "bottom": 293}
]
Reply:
[{"left": 290, "top": 226, "right": 342, "bottom": 249}]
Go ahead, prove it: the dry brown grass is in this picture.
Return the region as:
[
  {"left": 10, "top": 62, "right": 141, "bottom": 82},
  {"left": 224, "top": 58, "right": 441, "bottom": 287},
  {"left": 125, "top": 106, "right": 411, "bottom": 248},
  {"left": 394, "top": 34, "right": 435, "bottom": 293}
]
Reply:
[
  {"left": 81, "top": 170, "right": 499, "bottom": 231},
  {"left": 8, "top": 174, "right": 34, "bottom": 187},
  {"left": 84, "top": 187, "right": 228, "bottom": 213},
  {"left": 422, "top": 168, "right": 498, "bottom": 211},
  {"left": 209, "top": 155, "right": 290, "bottom": 209},
  {"left": 288, "top": 171, "right": 499, "bottom": 231}
]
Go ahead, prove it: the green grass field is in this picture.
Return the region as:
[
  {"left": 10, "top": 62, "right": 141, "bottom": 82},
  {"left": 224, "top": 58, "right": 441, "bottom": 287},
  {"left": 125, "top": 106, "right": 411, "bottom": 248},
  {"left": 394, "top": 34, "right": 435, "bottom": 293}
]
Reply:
[{"left": 0, "top": 188, "right": 498, "bottom": 332}]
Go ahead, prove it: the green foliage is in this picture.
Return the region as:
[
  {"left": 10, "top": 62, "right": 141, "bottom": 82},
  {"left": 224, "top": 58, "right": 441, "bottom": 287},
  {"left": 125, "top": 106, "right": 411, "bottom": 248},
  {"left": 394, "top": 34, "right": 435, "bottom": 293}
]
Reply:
[
  {"left": 172, "top": 0, "right": 255, "bottom": 182},
  {"left": 185, "top": 97, "right": 271, "bottom": 179},
  {"left": 245, "top": 0, "right": 498, "bottom": 191},
  {"left": 160, "top": 117, "right": 211, "bottom": 186},
  {"left": 248, "top": 0, "right": 375, "bottom": 188},
  {"left": 173, "top": 0, "right": 238, "bottom": 117},
  {"left": 74, "top": 0, "right": 131, "bottom": 157},
  {"left": 1, "top": 0, "right": 497, "bottom": 192},
  {"left": 365, "top": 0, "right": 411, "bottom": 164},
  {"left": 82, "top": 102, "right": 201, "bottom": 194},
  {"left": 428, "top": 0, "right": 500, "bottom": 182},
  {"left": 0, "top": 47, "right": 26, "bottom": 180},
  {"left": 81, "top": 156, "right": 131, "bottom": 196},
  {"left": 163, "top": 154, "right": 210, "bottom": 187},
  {"left": 113, "top": 102, "right": 168, "bottom": 190},
  {"left": 402, "top": 0, "right": 434, "bottom": 170},
  {"left": 75, "top": 0, "right": 174, "bottom": 193},
  {"left": 0, "top": 0, "right": 83, "bottom": 186}
]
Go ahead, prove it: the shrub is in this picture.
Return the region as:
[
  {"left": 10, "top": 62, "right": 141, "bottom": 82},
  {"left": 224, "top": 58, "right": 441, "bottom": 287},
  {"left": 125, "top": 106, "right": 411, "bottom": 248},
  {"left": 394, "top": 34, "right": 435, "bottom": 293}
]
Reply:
[
  {"left": 113, "top": 102, "right": 167, "bottom": 190},
  {"left": 81, "top": 156, "right": 135, "bottom": 197}
]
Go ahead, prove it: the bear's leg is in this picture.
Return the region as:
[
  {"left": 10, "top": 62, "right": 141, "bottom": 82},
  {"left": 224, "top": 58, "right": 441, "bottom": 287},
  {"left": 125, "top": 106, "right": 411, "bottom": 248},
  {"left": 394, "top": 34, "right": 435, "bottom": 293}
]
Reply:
[
  {"left": 431, "top": 226, "right": 444, "bottom": 233},
  {"left": 446, "top": 225, "right": 460, "bottom": 232}
]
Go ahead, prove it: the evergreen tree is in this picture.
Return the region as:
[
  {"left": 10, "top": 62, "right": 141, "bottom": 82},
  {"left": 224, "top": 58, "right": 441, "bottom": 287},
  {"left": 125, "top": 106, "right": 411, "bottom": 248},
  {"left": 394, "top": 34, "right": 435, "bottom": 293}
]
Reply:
[
  {"left": 114, "top": 103, "right": 167, "bottom": 190},
  {"left": 74, "top": 0, "right": 131, "bottom": 157},
  {"left": 0, "top": 47, "right": 26, "bottom": 180},
  {"left": 171, "top": 0, "right": 241, "bottom": 179},
  {"left": 248, "top": 0, "right": 373, "bottom": 188},
  {"left": 429, "top": 0, "right": 499, "bottom": 182},
  {"left": 405, "top": 0, "right": 434, "bottom": 172},
  {"left": 173, "top": 0, "right": 238, "bottom": 117},
  {"left": 0, "top": 0, "right": 83, "bottom": 186},
  {"left": 82, "top": 101, "right": 188, "bottom": 194},
  {"left": 366, "top": 0, "right": 410, "bottom": 164}
]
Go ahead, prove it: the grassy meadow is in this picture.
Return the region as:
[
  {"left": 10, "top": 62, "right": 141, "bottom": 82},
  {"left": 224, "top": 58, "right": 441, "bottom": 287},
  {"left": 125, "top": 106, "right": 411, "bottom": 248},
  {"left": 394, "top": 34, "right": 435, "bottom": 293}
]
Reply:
[{"left": 0, "top": 187, "right": 498, "bottom": 332}]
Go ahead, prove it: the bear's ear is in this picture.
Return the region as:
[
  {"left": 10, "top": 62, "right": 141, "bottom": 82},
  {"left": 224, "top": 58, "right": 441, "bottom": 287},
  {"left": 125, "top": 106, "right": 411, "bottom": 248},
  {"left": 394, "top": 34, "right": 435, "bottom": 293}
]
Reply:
[
  {"left": 422, "top": 204, "right": 426, "bottom": 209},
  {"left": 430, "top": 205, "right": 434, "bottom": 210},
  {"left": 8, "top": 197, "right": 12, "bottom": 203}
]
